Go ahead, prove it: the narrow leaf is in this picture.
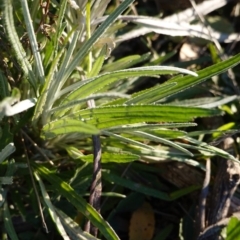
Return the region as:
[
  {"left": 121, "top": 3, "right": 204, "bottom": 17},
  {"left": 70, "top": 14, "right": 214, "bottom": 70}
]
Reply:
[
  {"left": 33, "top": 46, "right": 66, "bottom": 124},
  {"left": 107, "top": 123, "right": 197, "bottom": 132},
  {"left": 64, "top": 105, "right": 221, "bottom": 129},
  {"left": 226, "top": 217, "right": 240, "bottom": 240},
  {"left": 102, "top": 53, "right": 151, "bottom": 72},
  {"left": 183, "top": 136, "right": 239, "bottom": 162},
  {"left": 0, "top": 143, "right": 15, "bottom": 163},
  {"left": 0, "top": 72, "right": 10, "bottom": 98},
  {"left": 132, "top": 131, "right": 193, "bottom": 156},
  {"left": 34, "top": 172, "right": 70, "bottom": 240},
  {"left": 32, "top": 163, "right": 120, "bottom": 240},
  {"left": 56, "top": 209, "right": 100, "bottom": 240},
  {"left": 3, "top": 0, "right": 37, "bottom": 92},
  {"left": 20, "top": 0, "right": 45, "bottom": 83},
  {"left": 161, "top": 53, "right": 240, "bottom": 100},
  {"left": 61, "top": 0, "right": 135, "bottom": 86},
  {"left": 80, "top": 152, "right": 140, "bottom": 163},
  {"left": 59, "top": 66, "right": 197, "bottom": 104},
  {"left": 126, "top": 82, "right": 177, "bottom": 104},
  {"left": 3, "top": 202, "right": 19, "bottom": 240},
  {"left": 42, "top": 119, "right": 99, "bottom": 139},
  {"left": 102, "top": 170, "right": 171, "bottom": 201},
  {"left": 103, "top": 170, "right": 199, "bottom": 201},
  {"left": 49, "top": 92, "right": 130, "bottom": 115},
  {"left": 102, "top": 130, "right": 155, "bottom": 150},
  {"left": 88, "top": 45, "right": 108, "bottom": 78}
]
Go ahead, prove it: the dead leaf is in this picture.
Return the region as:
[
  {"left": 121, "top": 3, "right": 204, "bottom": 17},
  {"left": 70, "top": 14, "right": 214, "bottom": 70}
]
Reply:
[{"left": 129, "top": 201, "right": 155, "bottom": 240}]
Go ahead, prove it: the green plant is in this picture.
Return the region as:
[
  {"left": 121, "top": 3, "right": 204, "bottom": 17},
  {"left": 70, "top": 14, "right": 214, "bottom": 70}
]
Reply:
[
  {"left": 1, "top": 0, "right": 240, "bottom": 239},
  {"left": 0, "top": 86, "right": 35, "bottom": 239}
]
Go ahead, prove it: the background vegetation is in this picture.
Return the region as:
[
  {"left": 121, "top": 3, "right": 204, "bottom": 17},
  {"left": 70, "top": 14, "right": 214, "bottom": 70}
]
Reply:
[{"left": 1, "top": 0, "right": 240, "bottom": 239}]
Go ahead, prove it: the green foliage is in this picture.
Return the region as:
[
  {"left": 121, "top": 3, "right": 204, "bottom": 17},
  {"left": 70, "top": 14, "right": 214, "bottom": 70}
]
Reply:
[
  {"left": 0, "top": 91, "right": 30, "bottom": 239},
  {"left": 1, "top": 0, "right": 240, "bottom": 239},
  {"left": 33, "top": 164, "right": 119, "bottom": 240},
  {"left": 226, "top": 217, "right": 240, "bottom": 240}
]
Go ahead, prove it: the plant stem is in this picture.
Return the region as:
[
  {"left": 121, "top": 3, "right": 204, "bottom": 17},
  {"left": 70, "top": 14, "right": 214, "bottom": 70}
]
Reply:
[
  {"left": 196, "top": 158, "right": 211, "bottom": 236},
  {"left": 84, "top": 0, "right": 102, "bottom": 236}
]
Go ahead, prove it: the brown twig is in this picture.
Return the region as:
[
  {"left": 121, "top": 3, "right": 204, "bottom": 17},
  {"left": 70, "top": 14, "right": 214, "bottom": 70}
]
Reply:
[
  {"left": 85, "top": 99, "right": 102, "bottom": 237},
  {"left": 89, "top": 135, "right": 102, "bottom": 235},
  {"left": 197, "top": 158, "right": 211, "bottom": 235},
  {"left": 81, "top": 0, "right": 102, "bottom": 234}
]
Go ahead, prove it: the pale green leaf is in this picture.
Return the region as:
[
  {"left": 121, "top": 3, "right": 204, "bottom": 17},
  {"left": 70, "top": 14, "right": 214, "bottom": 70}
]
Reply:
[
  {"left": 65, "top": 145, "right": 84, "bottom": 159},
  {"left": 42, "top": 119, "right": 99, "bottom": 139},
  {"left": 33, "top": 45, "right": 67, "bottom": 125},
  {"left": 182, "top": 136, "right": 239, "bottom": 162},
  {"left": 0, "top": 143, "right": 15, "bottom": 163},
  {"left": 145, "top": 129, "right": 187, "bottom": 139},
  {"left": 160, "top": 53, "right": 240, "bottom": 101},
  {"left": 226, "top": 217, "right": 240, "bottom": 240},
  {"left": 20, "top": 0, "right": 45, "bottom": 84},
  {"left": 104, "top": 145, "right": 203, "bottom": 168},
  {"left": 164, "top": 95, "right": 238, "bottom": 108},
  {"left": 126, "top": 82, "right": 177, "bottom": 104},
  {"left": 59, "top": 66, "right": 197, "bottom": 104},
  {"left": 102, "top": 53, "right": 151, "bottom": 72},
  {"left": 49, "top": 92, "right": 129, "bottom": 115},
  {"left": 88, "top": 45, "right": 108, "bottom": 78},
  {"left": 80, "top": 152, "right": 140, "bottom": 163},
  {"left": 52, "top": 0, "right": 68, "bottom": 57},
  {"left": 64, "top": 105, "right": 221, "bottom": 129},
  {"left": 56, "top": 208, "right": 100, "bottom": 240},
  {"left": 131, "top": 131, "right": 193, "bottom": 156},
  {"left": 61, "top": 0, "right": 135, "bottom": 88},
  {"left": 3, "top": 0, "right": 37, "bottom": 92},
  {"left": 5, "top": 159, "right": 17, "bottom": 177},
  {"left": 107, "top": 123, "right": 197, "bottom": 132},
  {"left": 0, "top": 177, "right": 13, "bottom": 185},
  {"left": 53, "top": 30, "right": 81, "bottom": 99},
  {"left": 102, "top": 130, "right": 154, "bottom": 150}
]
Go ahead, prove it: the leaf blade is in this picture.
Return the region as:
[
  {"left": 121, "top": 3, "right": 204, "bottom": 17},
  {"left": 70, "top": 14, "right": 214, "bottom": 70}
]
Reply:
[{"left": 32, "top": 163, "right": 120, "bottom": 240}]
